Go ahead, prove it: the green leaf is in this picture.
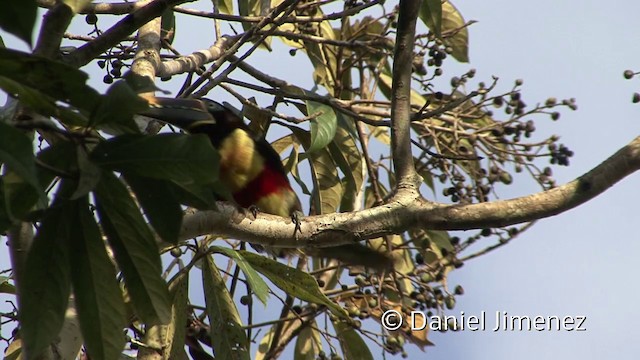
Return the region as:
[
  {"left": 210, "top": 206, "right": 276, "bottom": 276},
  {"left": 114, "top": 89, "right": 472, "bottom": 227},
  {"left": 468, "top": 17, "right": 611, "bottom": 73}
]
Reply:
[
  {"left": 287, "top": 126, "right": 342, "bottom": 214},
  {"left": 0, "top": 122, "right": 45, "bottom": 206},
  {"left": 64, "top": 0, "right": 92, "bottom": 13},
  {"left": 161, "top": 8, "right": 176, "bottom": 45},
  {"left": 254, "top": 320, "right": 276, "bottom": 360},
  {"left": 168, "top": 179, "right": 221, "bottom": 209},
  {"left": 441, "top": 1, "right": 469, "bottom": 62},
  {"left": 238, "top": 0, "right": 251, "bottom": 32},
  {"left": 210, "top": 246, "right": 270, "bottom": 305},
  {"left": 244, "top": 97, "right": 272, "bottom": 138},
  {"left": 378, "top": 71, "right": 429, "bottom": 108},
  {"left": 20, "top": 182, "right": 75, "bottom": 359},
  {"left": 37, "top": 140, "right": 78, "bottom": 176},
  {"left": 2, "top": 171, "right": 41, "bottom": 223},
  {"left": 91, "top": 133, "right": 220, "bottom": 187},
  {"left": 427, "top": 230, "right": 453, "bottom": 252},
  {"left": 202, "top": 255, "right": 251, "bottom": 360},
  {"left": 294, "top": 324, "right": 322, "bottom": 360},
  {"left": 91, "top": 81, "right": 148, "bottom": 134},
  {"left": 0, "top": 48, "right": 101, "bottom": 111},
  {"left": 216, "top": 0, "right": 234, "bottom": 15},
  {"left": 72, "top": 146, "right": 102, "bottom": 199},
  {"left": 300, "top": 19, "right": 338, "bottom": 92},
  {"left": 329, "top": 116, "right": 363, "bottom": 212},
  {"left": 306, "top": 101, "right": 337, "bottom": 153},
  {"left": 0, "top": 0, "right": 36, "bottom": 45},
  {"left": 419, "top": 0, "right": 443, "bottom": 37},
  {"left": 4, "top": 338, "right": 22, "bottom": 360},
  {"left": 124, "top": 174, "right": 183, "bottom": 244},
  {"left": 165, "top": 272, "right": 190, "bottom": 360},
  {"left": 238, "top": 251, "right": 348, "bottom": 318},
  {"left": 0, "top": 76, "right": 58, "bottom": 117},
  {"left": 69, "top": 196, "right": 126, "bottom": 360},
  {"left": 0, "top": 179, "right": 11, "bottom": 234},
  {"left": 310, "top": 146, "right": 342, "bottom": 215},
  {"left": 333, "top": 320, "right": 374, "bottom": 360},
  {"left": 0, "top": 276, "right": 15, "bottom": 294},
  {"left": 94, "top": 171, "right": 171, "bottom": 325}
]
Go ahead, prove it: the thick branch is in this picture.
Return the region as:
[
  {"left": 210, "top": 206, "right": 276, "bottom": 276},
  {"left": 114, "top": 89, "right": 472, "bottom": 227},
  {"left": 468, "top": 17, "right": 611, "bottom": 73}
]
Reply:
[
  {"left": 62, "top": 0, "right": 195, "bottom": 68},
  {"left": 389, "top": 0, "right": 422, "bottom": 190},
  {"left": 175, "top": 136, "right": 640, "bottom": 248},
  {"left": 157, "top": 35, "right": 239, "bottom": 77},
  {"left": 34, "top": 2, "right": 74, "bottom": 58}
]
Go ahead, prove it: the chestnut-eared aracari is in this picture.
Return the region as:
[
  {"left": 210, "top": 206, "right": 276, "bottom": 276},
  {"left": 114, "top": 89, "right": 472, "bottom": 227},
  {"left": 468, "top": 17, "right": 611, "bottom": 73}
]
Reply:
[{"left": 140, "top": 97, "right": 392, "bottom": 270}]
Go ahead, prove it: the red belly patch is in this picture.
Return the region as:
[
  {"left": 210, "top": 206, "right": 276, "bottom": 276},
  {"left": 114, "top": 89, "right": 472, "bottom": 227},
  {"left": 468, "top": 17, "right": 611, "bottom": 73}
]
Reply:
[{"left": 232, "top": 165, "right": 292, "bottom": 209}]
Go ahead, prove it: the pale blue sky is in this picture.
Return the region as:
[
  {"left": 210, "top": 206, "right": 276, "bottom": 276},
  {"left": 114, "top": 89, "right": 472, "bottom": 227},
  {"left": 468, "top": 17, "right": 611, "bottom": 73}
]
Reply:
[{"left": 2, "top": 1, "right": 640, "bottom": 359}]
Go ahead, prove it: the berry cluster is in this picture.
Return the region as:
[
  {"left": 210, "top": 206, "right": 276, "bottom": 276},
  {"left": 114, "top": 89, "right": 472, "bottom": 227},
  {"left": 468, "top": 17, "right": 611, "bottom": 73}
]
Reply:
[{"left": 548, "top": 143, "right": 574, "bottom": 166}]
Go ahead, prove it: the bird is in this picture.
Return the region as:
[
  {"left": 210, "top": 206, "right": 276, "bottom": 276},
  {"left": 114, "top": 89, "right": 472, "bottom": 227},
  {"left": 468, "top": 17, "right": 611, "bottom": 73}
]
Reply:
[{"left": 139, "top": 96, "right": 393, "bottom": 270}]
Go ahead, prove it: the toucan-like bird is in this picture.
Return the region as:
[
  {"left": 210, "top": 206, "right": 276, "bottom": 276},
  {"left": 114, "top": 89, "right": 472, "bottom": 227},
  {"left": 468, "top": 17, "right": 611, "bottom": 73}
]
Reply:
[{"left": 140, "top": 97, "right": 393, "bottom": 270}]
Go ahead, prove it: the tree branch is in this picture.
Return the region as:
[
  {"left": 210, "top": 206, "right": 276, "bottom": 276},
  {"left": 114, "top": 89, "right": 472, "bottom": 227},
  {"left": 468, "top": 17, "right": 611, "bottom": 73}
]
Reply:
[
  {"left": 33, "top": 2, "right": 74, "bottom": 58},
  {"left": 389, "top": 0, "right": 422, "bottom": 191},
  {"left": 62, "top": 0, "right": 196, "bottom": 68},
  {"left": 173, "top": 136, "right": 640, "bottom": 249}
]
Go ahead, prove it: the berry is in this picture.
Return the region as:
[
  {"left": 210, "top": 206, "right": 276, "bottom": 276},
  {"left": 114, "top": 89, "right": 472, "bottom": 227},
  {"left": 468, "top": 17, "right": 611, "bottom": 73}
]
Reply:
[{"left": 85, "top": 14, "right": 98, "bottom": 25}]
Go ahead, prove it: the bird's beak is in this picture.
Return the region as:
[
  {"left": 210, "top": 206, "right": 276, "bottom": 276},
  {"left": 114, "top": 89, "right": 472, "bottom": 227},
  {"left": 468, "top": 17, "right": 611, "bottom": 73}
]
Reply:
[{"left": 138, "top": 97, "right": 216, "bottom": 129}]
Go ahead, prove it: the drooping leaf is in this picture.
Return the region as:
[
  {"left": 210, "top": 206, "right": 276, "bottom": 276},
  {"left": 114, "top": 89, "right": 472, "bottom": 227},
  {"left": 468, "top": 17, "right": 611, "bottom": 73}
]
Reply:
[
  {"left": 1, "top": 142, "right": 78, "bottom": 225},
  {"left": 244, "top": 97, "right": 272, "bottom": 138},
  {"left": 202, "top": 255, "right": 251, "bottom": 360},
  {"left": 441, "top": 1, "right": 469, "bottom": 63},
  {"left": 161, "top": 8, "right": 176, "bottom": 45},
  {"left": 0, "top": 179, "right": 11, "bottom": 234},
  {"left": 0, "top": 76, "right": 90, "bottom": 127},
  {"left": 215, "top": 0, "right": 234, "bottom": 15},
  {"left": 90, "top": 80, "right": 148, "bottom": 133},
  {"left": 306, "top": 101, "right": 337, "bottom": 153},
  {"left": 210, "top": 246, "right": 270, "bottom": 305},
  {"left": 329, "top": 116, "right": 363, "bottom": 212},
  {"left": 20, "top": 181, "right": 75, "bottom": 359},
  {"left": 165, "top": 272, "right": 190, "bottom": 360},
  {"left": 238, "top": 0, "right": 252, "bottom": 32},
  {"left": 2, "top": 171, "right": 41, "bottom": 225},
  {"left": 301, "top": 19, "right": 338, "bottom": 93},
  {"left": 288, "top": 126, "right": 342, "bottom": 214},
  {"left": 64, "top": 0, "right": 92, "bottom": 13},
  {"left": 4, "top": 338, "right": 22, "bottom": 360},
  {"left": 124, "top": 174, "right": 183, "bottom": 244},
  {"left": 91, "top": 133, "right": 220, "bottom": 187},
  {"left": 0, "top": 276, "right": 15, "bottom": 294},
  {"left": 0, "top": 48, "right": 101, "bottom": 111},
  {"left": 294, "top": 324, "right": 322, "bottom": 360},
  {"left": 69, "top": 196, "right": 127, "bottom": 360},
  {"left": 94, "top": 171, "right": 171, "bottom": 325},
  {"left": 255, "top": 326, "right": 275, "bottom": 360},
  {"left": 238, "top": 251, "right": 348, "bottom": 318},
  {"left": 0, "top": 121, "right": 45, "bottom": 206},
  {"left": 378, "top": 71, "right": 430, "bottom": 108},
  {"left": 427, "top": 230, "right": 453, "bottom": 252},
  {"left": 71, "top": 146, "right": 102, "bottom": 199},
  {"left": 308, "top": 147, "right": 342, "bottom": 214},
  {"left": 0, "top": 0, "right": 37, "bottom": 45},
  {"left": 0, "top": 76, "right": 58, "bottom": 117},
  {"left": 276, "top": 23, "right": 304, "bottom": 49},
  {"left": 333, "top": 320, "right": 374, "bottom": 360},
  {"left": 419, "top": 0, "right": 443, "bottom": 37}
]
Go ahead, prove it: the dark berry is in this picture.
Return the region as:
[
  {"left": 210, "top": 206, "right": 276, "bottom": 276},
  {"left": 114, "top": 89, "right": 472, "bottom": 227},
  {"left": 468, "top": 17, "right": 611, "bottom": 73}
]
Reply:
[{"left": 85, "top": 14, "right": 98, "bottom": 25}]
